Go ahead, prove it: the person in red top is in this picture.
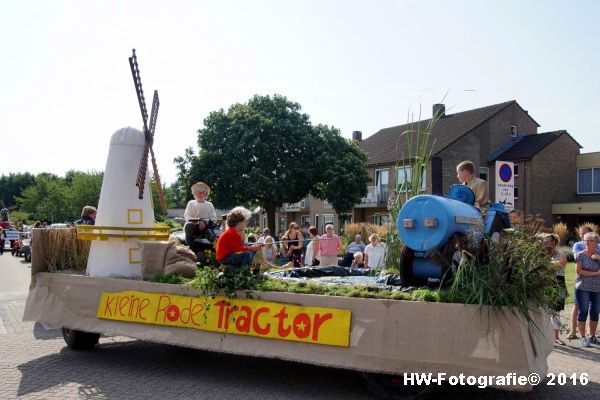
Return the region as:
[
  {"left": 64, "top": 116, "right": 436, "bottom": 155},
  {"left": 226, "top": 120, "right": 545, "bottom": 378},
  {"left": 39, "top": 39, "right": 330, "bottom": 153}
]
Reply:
[{"left": 216, "top": 206, "right": 262, "bottom": 267}]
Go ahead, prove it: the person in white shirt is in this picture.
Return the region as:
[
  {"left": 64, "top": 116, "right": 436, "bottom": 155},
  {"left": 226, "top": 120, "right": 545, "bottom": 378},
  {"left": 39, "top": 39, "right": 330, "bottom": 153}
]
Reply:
[
  {"left": 184, "top": 182, "right": 217, "bottom": 245},
  {"left": 364, "top": 233, "right": 386, "bottom": 268}
]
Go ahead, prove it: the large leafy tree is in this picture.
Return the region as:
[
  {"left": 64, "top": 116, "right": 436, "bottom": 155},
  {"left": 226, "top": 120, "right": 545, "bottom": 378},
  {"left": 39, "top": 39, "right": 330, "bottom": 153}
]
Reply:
[
  {"left": 186, "top": 94, "right": 370, "bottom": 233},
  {"left": 0, "top": 172, "right": 36, "bottom": 207}
]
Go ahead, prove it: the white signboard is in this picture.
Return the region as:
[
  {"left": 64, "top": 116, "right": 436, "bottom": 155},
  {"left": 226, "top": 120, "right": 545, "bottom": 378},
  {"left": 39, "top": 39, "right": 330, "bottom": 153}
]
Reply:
[
  {"left": 495, "top": 161, "right": 514, "bottom": 211},
  {"left": 4, "top": 230, "right": 20, "bottom": 241}
]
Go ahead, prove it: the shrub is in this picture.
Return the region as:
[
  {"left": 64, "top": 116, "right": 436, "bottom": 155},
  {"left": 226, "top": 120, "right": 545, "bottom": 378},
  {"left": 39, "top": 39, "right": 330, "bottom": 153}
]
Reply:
[
  {"left": 344, "top": 223, "right": 388, "bottom": 242},
  {"left": 552, "top": 222, "right": 568, "bottom": 245}
]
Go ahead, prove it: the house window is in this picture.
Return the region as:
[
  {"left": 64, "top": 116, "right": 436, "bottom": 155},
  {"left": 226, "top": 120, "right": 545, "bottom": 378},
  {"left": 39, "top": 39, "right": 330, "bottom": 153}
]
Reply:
[
  {"left": 375, "top": 169, "right": 390, "bottom": 202},
  {"left": 278, "top": 216, "right": 286, "bottom": 235},
  {"left": 513, "top": 164, "right": 519, "bottom": 177},
  {"left": 479, "top": 167, "right": 489, "bottom": 181},
  {"left": 396, "top": 165, "right": 426, "bottom": 192},
  {"left": 314, "top": 214, "right": 320, "bottom": 233},
  {"left": 510, "top": 125, "right": 518, "bottom": 137},
  {"left": 323, "top": 214, "right": 334, "bottom": 234},
  {"left": 373, "top": 213, "right": 390, "bottom": 226},
  {"left": 577, "top": 168, "right": 600, "bottom": 194},
  {"left": 514, "top": 187, "right": 519, "bottom": 199}
]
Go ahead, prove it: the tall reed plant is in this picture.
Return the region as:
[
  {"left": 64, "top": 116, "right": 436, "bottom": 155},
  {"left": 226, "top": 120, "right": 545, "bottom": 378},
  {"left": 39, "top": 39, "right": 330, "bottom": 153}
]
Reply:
[{"left": 384, "top": 103, "right": 444, "bottom": 268}]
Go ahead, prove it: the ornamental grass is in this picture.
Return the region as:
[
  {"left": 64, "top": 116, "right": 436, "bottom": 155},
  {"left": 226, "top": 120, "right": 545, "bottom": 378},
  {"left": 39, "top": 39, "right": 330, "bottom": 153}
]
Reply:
[{"left": 38, "top": 228, "right": 90, "bottom": 272}]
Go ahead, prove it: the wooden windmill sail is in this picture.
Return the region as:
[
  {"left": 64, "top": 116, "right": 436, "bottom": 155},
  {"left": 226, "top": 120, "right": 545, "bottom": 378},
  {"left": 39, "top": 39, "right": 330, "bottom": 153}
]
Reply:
[{"left": 128, "top": 49, "right": 166, "bottom": 214}]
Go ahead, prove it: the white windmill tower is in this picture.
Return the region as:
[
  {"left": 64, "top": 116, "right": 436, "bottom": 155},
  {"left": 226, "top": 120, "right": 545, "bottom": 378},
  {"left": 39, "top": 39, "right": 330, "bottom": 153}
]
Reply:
[{"left": 79, "top": 49, "right": 169, "bottom": 278}]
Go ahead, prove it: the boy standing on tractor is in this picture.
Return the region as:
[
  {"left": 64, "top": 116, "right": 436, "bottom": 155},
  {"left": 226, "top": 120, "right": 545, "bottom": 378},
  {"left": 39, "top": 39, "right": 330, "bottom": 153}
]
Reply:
[
  {"left": 216, "top": 206, "right": 263, "bottom": 268},
  {"left": 456, "top": 160, "right": 490, "bottom": 212}
]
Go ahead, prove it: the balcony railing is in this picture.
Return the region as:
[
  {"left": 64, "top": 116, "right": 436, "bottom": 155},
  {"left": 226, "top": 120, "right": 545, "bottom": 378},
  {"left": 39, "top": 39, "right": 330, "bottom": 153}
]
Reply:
[
  {"left": 356, "top": 185, "right": 389, "bottom": 208},
  {"left": 282, "top": 198, "right": 310, "bottom": 212}
]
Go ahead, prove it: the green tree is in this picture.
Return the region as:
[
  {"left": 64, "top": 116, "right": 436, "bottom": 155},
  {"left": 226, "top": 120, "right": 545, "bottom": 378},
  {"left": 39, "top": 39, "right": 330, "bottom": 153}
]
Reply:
[
  {"left": 183, "top": 94, "right": 369, "bottom": 233},
  {"left": 311, "top": 124, "right": 371, "bottom": 213},
  {"left": 172, "top": 147, "right": 196, "bottom": 207},
  {"left": 17, "top": 175, "right": 73, "bottom": 222},
  {"left": 0, "top": 172, "right": 36, "bottom": 207},
  {"left": 68, "top": 170, "right": 104, "bottom": 216}
]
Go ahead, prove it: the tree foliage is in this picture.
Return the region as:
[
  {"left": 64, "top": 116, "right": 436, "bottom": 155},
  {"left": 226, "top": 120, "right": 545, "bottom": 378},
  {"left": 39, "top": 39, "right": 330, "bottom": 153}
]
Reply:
[
  {"left": 0, "top": 172, "right": 36, "bottom": 207},
  {"left": 183, "top": 94, "right": 370, "bottom": 233},
  {"left": 14, "top": 171, "right": 103, "bottom": 223}
]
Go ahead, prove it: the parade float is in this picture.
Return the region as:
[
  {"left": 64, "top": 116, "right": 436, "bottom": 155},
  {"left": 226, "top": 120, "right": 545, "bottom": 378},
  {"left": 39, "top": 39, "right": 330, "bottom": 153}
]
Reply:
[{"left": 23, "top": 50, "right": 554, "bottom": 399}]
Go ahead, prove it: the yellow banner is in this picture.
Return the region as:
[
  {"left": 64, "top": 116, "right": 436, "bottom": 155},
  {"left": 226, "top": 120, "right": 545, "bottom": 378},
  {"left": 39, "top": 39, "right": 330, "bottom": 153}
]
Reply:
[{"left": 97, "top": 290, "right": 351, "bottom": 347}]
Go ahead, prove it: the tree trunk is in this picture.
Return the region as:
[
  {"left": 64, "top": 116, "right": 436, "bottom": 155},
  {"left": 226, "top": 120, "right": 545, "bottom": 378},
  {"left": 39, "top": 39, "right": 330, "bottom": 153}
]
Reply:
[{"left": 265, "top": 203, "right": 277, "bottom": 239}]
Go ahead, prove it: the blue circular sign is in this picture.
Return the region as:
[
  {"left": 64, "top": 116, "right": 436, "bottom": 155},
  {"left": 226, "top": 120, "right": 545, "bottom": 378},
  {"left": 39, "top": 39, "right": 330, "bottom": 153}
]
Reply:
[{"left": 499, "top": 163, "right": 512, "bottom": 183}]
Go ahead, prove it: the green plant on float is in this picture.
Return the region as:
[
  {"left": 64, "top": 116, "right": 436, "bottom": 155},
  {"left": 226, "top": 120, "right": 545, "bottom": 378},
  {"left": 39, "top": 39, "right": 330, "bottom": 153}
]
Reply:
[{"left": 446, "top": 229, "right": 562, "bottom": 331}]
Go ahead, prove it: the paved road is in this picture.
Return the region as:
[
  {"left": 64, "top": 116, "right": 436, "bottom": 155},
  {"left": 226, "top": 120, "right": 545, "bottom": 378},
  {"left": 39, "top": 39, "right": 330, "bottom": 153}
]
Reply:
[{"left": 1, "top": 251, "right": 599, "bottom": 399}]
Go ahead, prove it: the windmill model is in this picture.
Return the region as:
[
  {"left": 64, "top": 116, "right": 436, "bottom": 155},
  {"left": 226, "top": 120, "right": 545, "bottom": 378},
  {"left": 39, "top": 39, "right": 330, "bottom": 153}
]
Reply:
[{"left": 80, "top": 49, "right": 169, "bottom": 278}]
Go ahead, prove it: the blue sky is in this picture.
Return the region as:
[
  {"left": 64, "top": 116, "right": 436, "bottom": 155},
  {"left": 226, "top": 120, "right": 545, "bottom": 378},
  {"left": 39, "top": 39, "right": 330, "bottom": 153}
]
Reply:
[{"left": 1, "top": 0, "right": 599, "bottom": 184}]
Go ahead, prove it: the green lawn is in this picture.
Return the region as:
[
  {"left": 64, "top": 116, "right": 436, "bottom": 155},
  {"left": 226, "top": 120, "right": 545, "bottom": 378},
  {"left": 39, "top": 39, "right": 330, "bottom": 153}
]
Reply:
[{"left": 565, "top": 262, "right": 575, "bottom": 304}]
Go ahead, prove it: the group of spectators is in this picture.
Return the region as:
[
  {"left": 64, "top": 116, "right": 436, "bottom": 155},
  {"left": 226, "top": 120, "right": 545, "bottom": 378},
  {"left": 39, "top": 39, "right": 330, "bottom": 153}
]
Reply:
[
  {"left": 546, "top": 225, "right": 600, "bottom": 348},
  {"left": 246, "top": 224, "right": 387, "bottom": 270}
]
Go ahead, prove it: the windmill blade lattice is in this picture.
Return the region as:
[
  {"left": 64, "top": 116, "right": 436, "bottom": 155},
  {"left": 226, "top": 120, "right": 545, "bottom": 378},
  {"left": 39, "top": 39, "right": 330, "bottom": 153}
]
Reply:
[{"left": 128, "top": 49, "right": 167, "bottom": 214}]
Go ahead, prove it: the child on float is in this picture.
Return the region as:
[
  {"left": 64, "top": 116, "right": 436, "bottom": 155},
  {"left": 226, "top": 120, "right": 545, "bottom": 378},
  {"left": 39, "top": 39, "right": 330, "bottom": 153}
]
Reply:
[
  {"left": 215, "top": 207, "right": 262, "bottom": 268},
  {"left": 279, "top": 238, "right": 290, "bottom": 265},
  {"left": 263, "top": 236, "right": 278, "bottom": 264}
]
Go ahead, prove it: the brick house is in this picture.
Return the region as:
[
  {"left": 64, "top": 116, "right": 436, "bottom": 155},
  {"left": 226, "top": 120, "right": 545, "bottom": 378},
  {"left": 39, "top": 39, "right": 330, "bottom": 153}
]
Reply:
[{"left": 262, "top": 100, "right": 587, "bottom": 236}]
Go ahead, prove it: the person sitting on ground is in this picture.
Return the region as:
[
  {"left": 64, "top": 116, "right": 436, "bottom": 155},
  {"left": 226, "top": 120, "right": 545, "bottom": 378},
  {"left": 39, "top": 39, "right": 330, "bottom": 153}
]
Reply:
[
  {"left": 364, "top": 233, "right": 386, "bottom": 269},
  {"left": 456, "top": 160, "right": 490, "bottom": 212},
  {"left": 568, "top": 225, "right": 600, "bottom": 340},
  {"left": 543, "top": 234, "right": 568, "bottom": 345},
  {"left": 320, "top": 224, "right": 342, "bottom": 267},
  {"left": 215, "top": 207, "right": 262, "bottom": 268},
  {"left": 75, "top": 206, "right": 97, "bottom": 225},
  {"left": 183, "top": 182, "right": 217, "bottom": 245},
  {"left": 350, "top": 251, "right": 365, "bottom": 269},
  {"left": 342, "top": 234, "right": 366, "bottom": 268},
  {"left": 304, "top": 226, "right": 321, "bottom": 267}
]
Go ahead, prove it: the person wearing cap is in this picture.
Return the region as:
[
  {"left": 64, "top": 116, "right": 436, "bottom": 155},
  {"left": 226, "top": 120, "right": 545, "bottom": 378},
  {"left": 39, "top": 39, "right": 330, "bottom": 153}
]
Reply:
[{"left": 183, "top": 182, "right": 217, "bottom": 245}]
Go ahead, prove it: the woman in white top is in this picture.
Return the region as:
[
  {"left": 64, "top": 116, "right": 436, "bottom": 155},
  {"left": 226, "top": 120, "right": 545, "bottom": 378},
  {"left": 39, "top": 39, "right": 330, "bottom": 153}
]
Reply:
[
  {"left": 304, "top": 226, "right": 320, "bottom": 266},
  {"left": 364, "top": 233, "right": 386, "bottom": 268}
]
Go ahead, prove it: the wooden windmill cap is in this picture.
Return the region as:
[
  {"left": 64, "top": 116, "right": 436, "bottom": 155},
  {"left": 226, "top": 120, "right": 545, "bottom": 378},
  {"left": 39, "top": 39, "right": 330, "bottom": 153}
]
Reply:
[{"left": 191, "top": 182, "right": 211, "bottom": 197}]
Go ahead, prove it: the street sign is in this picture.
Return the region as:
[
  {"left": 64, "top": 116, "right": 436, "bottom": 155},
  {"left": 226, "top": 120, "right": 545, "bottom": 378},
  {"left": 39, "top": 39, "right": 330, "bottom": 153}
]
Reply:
[{"left": 495, "top": 161, "right": 514, "bottom": 211}]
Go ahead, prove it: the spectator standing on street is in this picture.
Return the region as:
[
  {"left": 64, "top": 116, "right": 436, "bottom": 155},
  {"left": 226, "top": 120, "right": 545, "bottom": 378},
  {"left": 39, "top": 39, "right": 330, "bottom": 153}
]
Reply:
[
  {"left": 574, "top": 232, "right": 600, "bottom": 347},
  {"left": 568, "top": 225, "right": 600, "bottom": 340},
  {"left": 304, "top": 226, "right": 320, "bottom": 266},
  {"left": 75, "top": 206, "right": 97, "bottom": 225},
  {"left": 342, "top": 234, "right": 366, "bottom": 268},
  {"left": 364, "top": 233, "right": 386, "bottom": 268},
  {"left": 320, "top": 224, "right": 342, "bottom": 266},
  {"left": 543, "top": 234, "right": 568, "bottom": 345}
]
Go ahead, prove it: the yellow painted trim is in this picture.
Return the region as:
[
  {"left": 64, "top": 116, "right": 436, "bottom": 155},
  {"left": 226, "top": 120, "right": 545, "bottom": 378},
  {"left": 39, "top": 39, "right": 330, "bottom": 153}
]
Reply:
[
  {"left": 577, "top": 153, "right": 600, "bottom": 169},
  {"left": 128, "top": 247, "right": 142, "bottom": 264},
  {"left": 552, "top": 202, "right": 600, "bottom": 215},
  {"left": 76, "top": 225, "right": 169, "bottom": 241},
  {"left": 127, "top": 209, "right": 143, "bottom": 225}
]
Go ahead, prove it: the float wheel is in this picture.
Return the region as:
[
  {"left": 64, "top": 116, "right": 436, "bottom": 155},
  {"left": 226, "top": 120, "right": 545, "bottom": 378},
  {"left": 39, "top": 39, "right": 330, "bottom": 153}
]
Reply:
[{"left": 62, "top": 327, "right": 100, "bottom": 350}]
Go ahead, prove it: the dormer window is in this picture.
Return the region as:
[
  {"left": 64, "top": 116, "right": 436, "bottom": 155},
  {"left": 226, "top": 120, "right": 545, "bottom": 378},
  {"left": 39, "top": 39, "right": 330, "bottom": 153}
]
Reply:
[{"left": 510, "top": 125, "right": 518, "bottom": 137}]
